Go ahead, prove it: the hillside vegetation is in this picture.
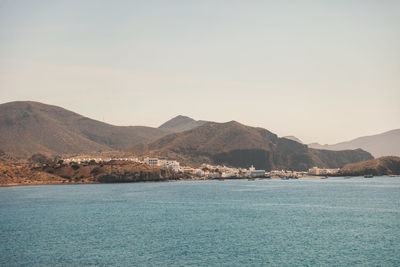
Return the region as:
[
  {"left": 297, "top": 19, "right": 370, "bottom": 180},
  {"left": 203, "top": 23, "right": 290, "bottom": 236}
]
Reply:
[
  {"left": 0, "top": 159, "right": 182, "bottom": 186},
  {"left": 134, "top": 121, "right": 373, "bottom": 171},
  {"left": 0, "top": 160, "right": 65, "bottom": 186},
  {"left": 340, "top": 156, "right": 400, "bottom": 176}
]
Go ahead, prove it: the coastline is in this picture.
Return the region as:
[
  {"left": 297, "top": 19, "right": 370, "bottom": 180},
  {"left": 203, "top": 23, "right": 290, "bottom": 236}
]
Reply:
[{"left": 0, "top": 175, "right": 336, "bottom": 187}]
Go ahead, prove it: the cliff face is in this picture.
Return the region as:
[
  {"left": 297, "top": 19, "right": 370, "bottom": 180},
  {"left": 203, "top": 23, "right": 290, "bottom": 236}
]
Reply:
[
  {"left": 340, "top": 156, "right": 400, "bottom": 176},
  {"left": 136, "top": 121, "right": 373, "bottom": 171}
]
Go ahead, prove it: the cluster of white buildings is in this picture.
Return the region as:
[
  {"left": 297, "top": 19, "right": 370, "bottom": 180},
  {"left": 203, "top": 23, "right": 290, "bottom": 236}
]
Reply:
[
  {"left": 266, "top": 167, "right": 339, "bottom": 178},
  {"left": 62, "top": 156, "right": 339, "bottom": 178},
  {"left": 133, "top": 157, "right": 268, "bottom": 178},
  {"left": 170, "top": 163, "right": 267, "bottom": 179},
  {"left": 308, "top": 166, "right": 340, "bottom": 176},
  {"left": 268, "top": 170, "right": 307, "bottom": 178},
  {"left": 143, "top": 157, "right": 180, "bottom": 172},
  {"left": 62, "top": 157, "right": 140, "bottom": 164}
]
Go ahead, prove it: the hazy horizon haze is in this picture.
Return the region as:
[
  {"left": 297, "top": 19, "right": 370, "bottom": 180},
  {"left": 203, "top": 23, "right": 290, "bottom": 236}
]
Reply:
[{"left": 1, "top": 0, "right": 399, "bottom": 144}]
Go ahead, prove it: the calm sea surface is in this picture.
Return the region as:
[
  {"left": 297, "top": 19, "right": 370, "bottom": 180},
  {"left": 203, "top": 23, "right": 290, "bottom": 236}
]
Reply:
[{"left": 1, "top": 177, "right": 399, "bottom": 266}]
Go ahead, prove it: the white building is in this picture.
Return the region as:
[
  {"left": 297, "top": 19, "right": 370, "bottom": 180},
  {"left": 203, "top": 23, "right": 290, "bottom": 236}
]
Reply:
[
  {"left": 144, "top": 157, "right": 159, "bottom": 166},
  {"left": 207, "top": 173, "right": 221, "bottom": 179},
  {"left": 247, "top": 165, "right": 266, "bottom": 177},
  {"left": 158, "top": 159, "right": 180, "bottom": 172},
  {"left": 308, "top": 167, "right": 339, "bottom": 175},
  {"left": 143, "top": 157, "right": 181, "bottom": 171},
  {"left": 181, "top": 166, "right": 195, "bottom": 174}
]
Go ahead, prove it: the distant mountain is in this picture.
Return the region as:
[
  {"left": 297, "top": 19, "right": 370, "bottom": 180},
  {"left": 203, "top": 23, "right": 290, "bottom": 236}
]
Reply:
[
  {"left": 340, "top": 156, "right": 400, "bottom": 176},
  {"left": 0, "top": 101, "right": 171, "bottom": 157},
  {"left": 0, "top": 101, "right": 378, "bottom": 169},
  {"left": 308, "top": 129, "right": 400, "bottom": 157},
  {"left": 134, "top": 121, "right": 373, "bottom": 171},
  {"left": 159, "top": 115, "right": 208, "bottom": 133},
  {"left": 283, "top": 136, "right": 303, "bottom": 144}
]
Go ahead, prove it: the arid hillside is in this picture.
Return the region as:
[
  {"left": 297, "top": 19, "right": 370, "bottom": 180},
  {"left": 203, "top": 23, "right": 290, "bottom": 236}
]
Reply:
[
  {"left": 133, "top": 121, "right": 373, "bottom": 171},
  {"left": 340, "top": 156, "right": 400, "bottom": 176},
  {"left": 0, "top": 101, "right": 171, "bottom": 157},
  {"left": 0, "top": 159, "right": 182, "bottom": 186},
  {"left": 0, "top": 160, "right": 65, "bottom": 186}
]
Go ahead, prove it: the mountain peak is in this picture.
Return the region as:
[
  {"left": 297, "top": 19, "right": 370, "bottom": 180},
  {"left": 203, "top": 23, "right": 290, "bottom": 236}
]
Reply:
[
  {"left": 159, "top": 115, "right": 208, "bottom": 133},
  {"left": 283, "top": 136, "right": 303, "bottom": 144},
  {"left": 175, "top": 115, "right": 193, "bottom": 120}
]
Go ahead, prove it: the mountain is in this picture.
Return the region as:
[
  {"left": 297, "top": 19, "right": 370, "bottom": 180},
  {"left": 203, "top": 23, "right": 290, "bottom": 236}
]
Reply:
[
  {"left": 133, "top": 121, "right": 373, "bottom": 171},
  {"left": 283, "top": 136, "right": 303, "bottom": 144},
  {"left": 159, "top": 115, "right": 208, "bottom": 133},
  {"left": 0, "top": 101, "right": 171, "bottom": 157},
  {"left": 308, "top": 129, "right": 400, "bottom": 157},
  {"left": 340, "top": 156, "right": 400, "bottom": 176}
]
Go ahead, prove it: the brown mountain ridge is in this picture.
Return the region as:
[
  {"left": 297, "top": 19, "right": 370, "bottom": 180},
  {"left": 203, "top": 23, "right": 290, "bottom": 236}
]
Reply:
[
  {"left": 134, "top": 121, "right": 373, "bottom": 171},
  {"left": 1, "top": 101, "right": 373, "bottom": 170},
  {"left": 0, "top": 101, "right": 171, "bottom": 157}
]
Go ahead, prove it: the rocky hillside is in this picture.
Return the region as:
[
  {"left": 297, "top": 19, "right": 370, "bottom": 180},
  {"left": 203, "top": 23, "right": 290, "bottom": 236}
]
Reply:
[
  {"left": 134, "top": 121, "right": 373, "bottom": 171},
  {"left": 0, "top": 160, "right": 65, "bottom": 186},
  {"left": 0, "top": 101, "right": 171, "bottom": 157},
  {"left": 340, "top": 156, "right": 400, "bottom": 176},
  {"left": 0, "top": 159, "right": 183, "bottom": 186}
]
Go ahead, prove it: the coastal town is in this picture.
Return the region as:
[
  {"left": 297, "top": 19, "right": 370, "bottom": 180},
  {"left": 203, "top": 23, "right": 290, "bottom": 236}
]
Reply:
[{"left": 62, "top": 156, "right": 340, "bottom": 179}]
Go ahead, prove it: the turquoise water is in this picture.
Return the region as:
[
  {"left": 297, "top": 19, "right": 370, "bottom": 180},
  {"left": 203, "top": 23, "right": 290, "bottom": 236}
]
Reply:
[{"left": 1, "top": 177, "right": 399, "bottom": 266}]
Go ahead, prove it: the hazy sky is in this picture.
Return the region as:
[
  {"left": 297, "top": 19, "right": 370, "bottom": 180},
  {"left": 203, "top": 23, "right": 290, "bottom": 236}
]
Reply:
[{"left": 1, "top": 0, "right": 399, "bottom": 144}]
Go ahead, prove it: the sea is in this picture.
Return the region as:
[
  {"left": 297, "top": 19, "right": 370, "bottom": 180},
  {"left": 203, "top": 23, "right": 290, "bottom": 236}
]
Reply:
[{"left": 1, "top": 177, "right": 399, "bottom": 266}]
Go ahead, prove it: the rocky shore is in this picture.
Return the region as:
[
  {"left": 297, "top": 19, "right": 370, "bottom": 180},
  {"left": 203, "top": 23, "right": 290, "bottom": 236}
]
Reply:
[{"left": 0, "top": 159, "right": 188, "bottom": 187}]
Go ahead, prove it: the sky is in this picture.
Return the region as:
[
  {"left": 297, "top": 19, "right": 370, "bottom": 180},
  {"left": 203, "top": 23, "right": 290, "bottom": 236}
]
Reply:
[{"left": 0, "top": 0, "right": 399, "bottom": 144}]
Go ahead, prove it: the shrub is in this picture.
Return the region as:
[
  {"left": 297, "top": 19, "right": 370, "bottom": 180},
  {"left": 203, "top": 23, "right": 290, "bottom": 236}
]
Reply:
[
  {"left": 29, "top": 153, "right": 52, "bottom": 164},
  {"left": 71, "top": 164, "right": 80, "bottom": 170},
  {"left": 90, "top": 167, "right": 103, "bottom": 175}
]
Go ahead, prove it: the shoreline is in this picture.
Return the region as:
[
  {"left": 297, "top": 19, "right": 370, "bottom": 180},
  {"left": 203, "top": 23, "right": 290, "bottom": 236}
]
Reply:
[{"left": 0, "top": 175, "right": 368, "bottom": 187}]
